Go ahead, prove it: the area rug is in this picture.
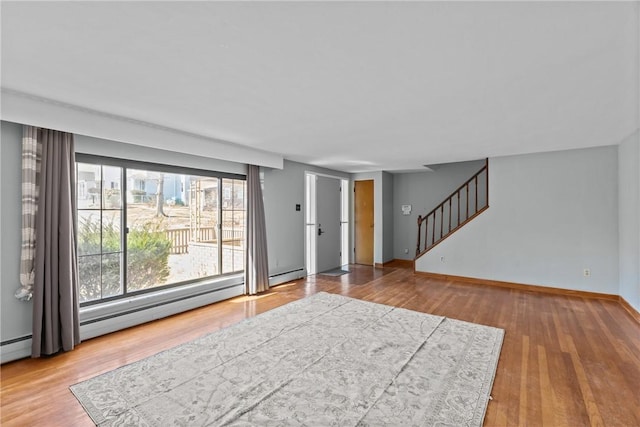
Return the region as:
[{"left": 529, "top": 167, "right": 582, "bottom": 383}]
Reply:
[{"left": 70, "top": 292, "right": 504, "bottom": 426}]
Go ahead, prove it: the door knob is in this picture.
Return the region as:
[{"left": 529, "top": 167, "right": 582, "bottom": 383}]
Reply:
[{"left": 318, "top": 228, "right": 325, "bottom": 236}]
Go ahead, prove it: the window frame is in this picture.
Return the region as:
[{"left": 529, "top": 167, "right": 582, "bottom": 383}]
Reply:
[{"left": 75, "top": 153, "right": 246, "bottom": 307}]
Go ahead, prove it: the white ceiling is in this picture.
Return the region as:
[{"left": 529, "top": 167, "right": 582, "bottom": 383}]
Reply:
[{"left": 1, "top": 1, "right": 638, "bottom": 173}]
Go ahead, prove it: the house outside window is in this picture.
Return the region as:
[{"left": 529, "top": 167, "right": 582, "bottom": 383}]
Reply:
[{"left": 76, "top": 155, "right": 246, "bottom": 305}]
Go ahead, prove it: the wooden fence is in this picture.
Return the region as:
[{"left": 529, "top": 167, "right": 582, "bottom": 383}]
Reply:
[{"left": 165, "top": 227, "right": 244, "bottom": 254}]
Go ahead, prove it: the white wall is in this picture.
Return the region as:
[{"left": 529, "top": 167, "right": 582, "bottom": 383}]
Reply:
[
  {"left": 618, "top": 131, "right": 640, "bottom": 311},
  {"left": 416, "top": 146, "right": 619, "bottom": 295},
  {"left": 392, "top": 160, "right": 486, "bottom": 260}
]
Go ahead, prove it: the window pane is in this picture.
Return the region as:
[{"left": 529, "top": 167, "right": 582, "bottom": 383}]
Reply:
[
  {"left": 127, "top": 225, "right": 172, "bottom": 292},
  {"left": 78, "top": 255, "right": 102, "bottom": 303},
  {"left": 77, "top": 163, "right": 101, "bottom": 209},
  {"left": 77, "top": 211, "right": 102, "bottom": 256},
  {"left": 102, "top": 253, "right": 122, "bottom": 298},
  {"left": 222, "top": 178, "right": 232, "bottom": 209},
  {"left": 233, "top": 210, "right": 245, "bottom": 243},
  {"left": 222, "top": 208, "right": 245, "bottom": 274},
  {"left": 221, "top": 178, "right": 245, "bottom": 275},
  {"left": 127, "top": 171, "right": 225, "bottom": 290},
  {"left": 102, "top": 211, "right": 121, "bottom": 253},
  {"left": 102, "top": 165, "right": 122, "bottom": 209},
  {"left": 222, "top": 210, "right": 234, "bottom": 229},
  {"left": 202, "top": 178, "right": 218, "bottom": 210},
  {"left": 233, "top": 180, "right": 245, "bottom": 209}
]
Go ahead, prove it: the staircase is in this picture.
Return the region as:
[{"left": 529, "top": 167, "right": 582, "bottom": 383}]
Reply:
[{"left": 415, "top": 159, "right": 489, "bottom": 259}]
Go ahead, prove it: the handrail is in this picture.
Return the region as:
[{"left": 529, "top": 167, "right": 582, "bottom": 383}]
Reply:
[{"left": 416, "top": 159, "right": 489, "bottom": 258}]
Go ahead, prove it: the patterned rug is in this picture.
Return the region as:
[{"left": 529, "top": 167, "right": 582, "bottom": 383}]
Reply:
[{"left": 71, "top": 292, "right": 504, "bottom": 426}]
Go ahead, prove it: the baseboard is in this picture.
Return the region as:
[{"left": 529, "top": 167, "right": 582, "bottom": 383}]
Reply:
[
  {"left": 374, "top": 259, "right": 414, "bottom": 269},
  {"left": 0, "top": 337, "right": 32, "bottom": 364},
  {"left": 390, "top": 259, "right": 414, "bottom": 268},
  {"left": 619, "top": 296, "right": 640, "bottom": 324},
  {"left": 414, "top": 271, "right": 620, "bottom": 301}
]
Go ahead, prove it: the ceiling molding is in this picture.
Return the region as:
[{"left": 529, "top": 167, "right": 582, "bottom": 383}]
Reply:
[{"left": 0, "top": 88, "right": 284, "bottom": 170}]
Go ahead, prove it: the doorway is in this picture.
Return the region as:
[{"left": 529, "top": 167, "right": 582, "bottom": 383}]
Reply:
[
  {"left": 354, "top": 179, "right": 374, "bottom": 265},
  {"left": 305, "top": 173, "right": 349, "bottom": 275}
]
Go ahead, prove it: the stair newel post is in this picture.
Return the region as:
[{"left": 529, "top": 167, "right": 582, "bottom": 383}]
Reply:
[
  {"left": 416, "top": 215, "right": 422, "bottom": 256},
  {"left": 440, "top": 205, "right": 444, "bottom": 239},
  {"left": 449, "top": 198, "right": 452, "bottom": 233}
]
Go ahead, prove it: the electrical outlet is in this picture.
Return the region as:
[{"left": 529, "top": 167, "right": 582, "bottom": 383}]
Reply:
[
  {"left": 440, "top": 256, "right": 445, "bottom": 263},
  {"left": 583, "top": 268, "right": 590, "bottom": 277},
  {"left": 404, "top": 248, "right": 409, "bottom": 254}
]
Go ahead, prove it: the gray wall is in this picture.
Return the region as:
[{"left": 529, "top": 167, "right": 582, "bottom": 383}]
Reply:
[
  {"left": 392, "top": 160, "right": 486, "bottom": 260},
  {"left": 1, "top": 121, "right": 33, "bottom": 343},
  {"left": 416, "top": 146, "right": 620, "bottom": 295},
  {"left": 618, "top": 131, "right": 640, "bottom": 312},
  {"left": 382, "top": 172, "right": 395, "bottom": 263},
  {"left": 262, "top": 160, "right": 349, "bottom": 276}
]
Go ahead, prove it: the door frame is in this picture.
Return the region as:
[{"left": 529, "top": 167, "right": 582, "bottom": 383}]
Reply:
[{"left": 304, "top": 171, "right": 349, "bottom": 275}]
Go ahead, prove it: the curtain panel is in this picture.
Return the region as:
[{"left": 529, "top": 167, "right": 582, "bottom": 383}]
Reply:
[
  {"left": 245, "top": 165, "right": 269, "bottom": 295},
  {"left": 31, "top": 128, "right": 81, "bottom": 357}
]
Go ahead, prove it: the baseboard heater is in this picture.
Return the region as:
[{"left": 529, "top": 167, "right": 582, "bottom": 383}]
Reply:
[
  {"left": 1, "top": 282, "right": 244, "bottom": 364},
  {"left": 269, "top": 268, "right": 306, "bottom": 286},
  {"left": 2, "top": 269, "right": 307, "bottom": 364}
]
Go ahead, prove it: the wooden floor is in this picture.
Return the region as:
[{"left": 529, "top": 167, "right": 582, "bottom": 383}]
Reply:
[{"left": 2, "top": 263, "right": 639, "bottom": 426}]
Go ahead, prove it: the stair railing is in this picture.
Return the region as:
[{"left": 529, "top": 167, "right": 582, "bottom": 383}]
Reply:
[{"left": 416, "top": 160, "right": 489, "bottom": 258}]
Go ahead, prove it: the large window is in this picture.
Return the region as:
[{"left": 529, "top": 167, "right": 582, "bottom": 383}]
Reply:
[{"left": 76, "top": 155, "right": 246, "bottom": 305}]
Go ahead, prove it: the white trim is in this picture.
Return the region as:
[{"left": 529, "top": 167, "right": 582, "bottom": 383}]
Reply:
[{"left": 1, "top": 88, "right": 283, "bottom": 169}]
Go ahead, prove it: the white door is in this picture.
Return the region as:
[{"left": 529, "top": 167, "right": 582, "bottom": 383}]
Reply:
[{"left": 316, "top": 176, "right": 342, "bottom": 272}]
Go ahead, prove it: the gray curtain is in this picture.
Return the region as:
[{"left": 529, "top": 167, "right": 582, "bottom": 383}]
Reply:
[
  {"left": 245, "top": 165, "right": 269, "bottom": 295},
  {"left": 32, "top": 129, "right": 80, "bottom": 357}
]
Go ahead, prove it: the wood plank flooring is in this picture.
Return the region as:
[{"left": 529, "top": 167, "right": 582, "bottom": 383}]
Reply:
[{"left": 2, "top": 263, "right": 639, "bottom": 426}]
